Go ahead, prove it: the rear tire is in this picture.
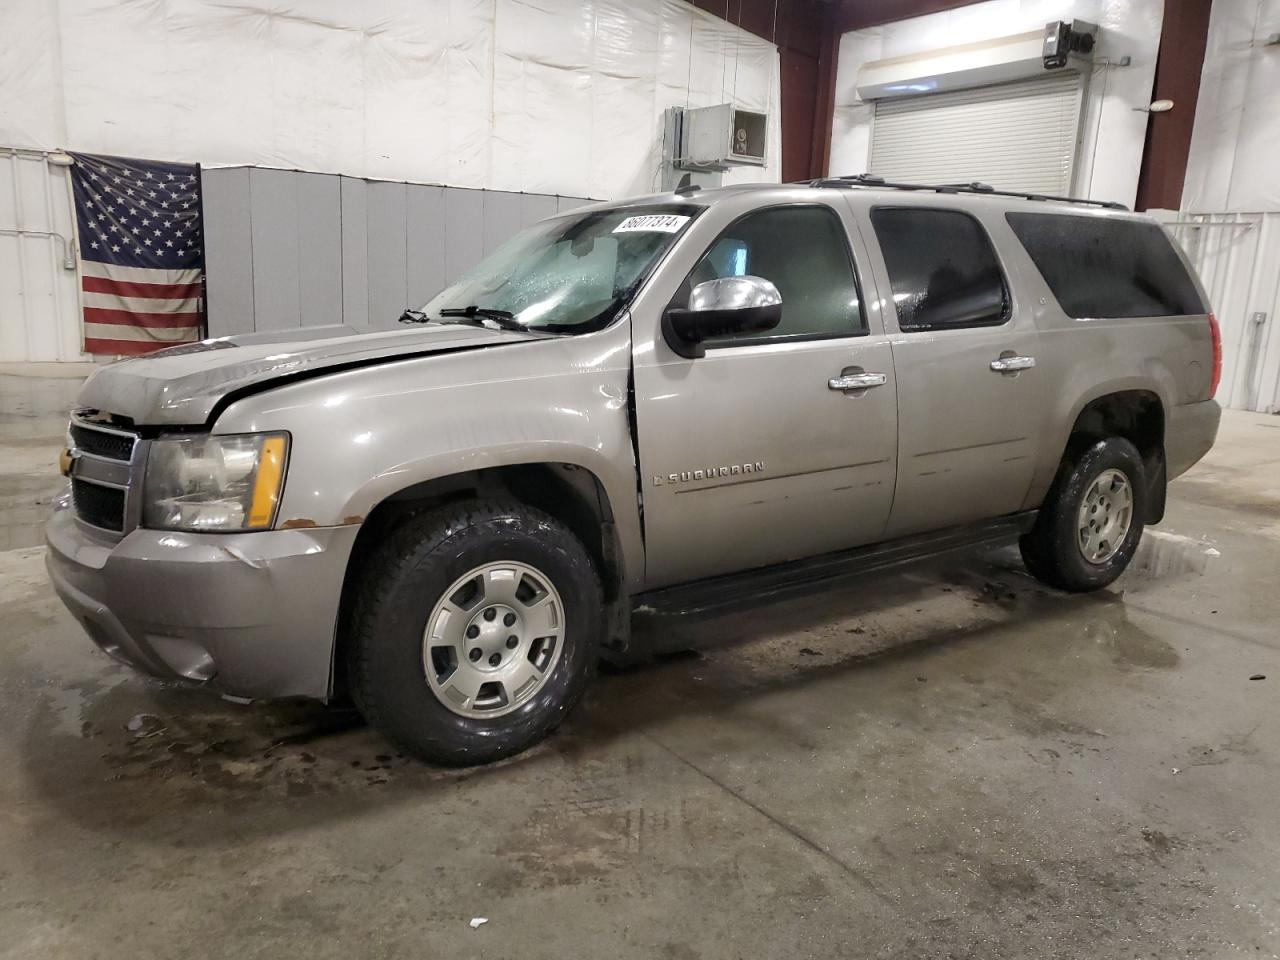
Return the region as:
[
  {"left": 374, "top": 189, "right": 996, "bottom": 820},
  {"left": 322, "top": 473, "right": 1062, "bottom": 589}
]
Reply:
[
  {"left": 348, "top": 499, "right": 601, "bottom": 766},
  {"left": 1020, "top": 437, "right": 1147, "bottom": 593}
]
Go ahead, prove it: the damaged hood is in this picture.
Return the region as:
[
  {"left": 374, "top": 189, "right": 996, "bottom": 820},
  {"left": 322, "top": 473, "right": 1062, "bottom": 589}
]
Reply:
[{"left": 76, "top": 323, "right": 541, "bottom": 426}]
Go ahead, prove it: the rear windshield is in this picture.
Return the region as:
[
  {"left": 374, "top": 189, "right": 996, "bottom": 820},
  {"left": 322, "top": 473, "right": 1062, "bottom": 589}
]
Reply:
[{"left": 1005, "top": 212, "right": 1205, "bottom": 319}]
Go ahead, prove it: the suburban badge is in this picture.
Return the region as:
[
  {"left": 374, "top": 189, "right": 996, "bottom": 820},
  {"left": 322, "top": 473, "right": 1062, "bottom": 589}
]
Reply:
[{"left": 654, "top": 462, "right": 765, "bottom": 486}]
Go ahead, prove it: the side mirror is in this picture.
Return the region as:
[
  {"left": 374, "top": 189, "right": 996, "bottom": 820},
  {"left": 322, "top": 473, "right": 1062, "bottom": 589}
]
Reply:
[{"left": 662, "top": 276, "right": 782, "bottom": 358}]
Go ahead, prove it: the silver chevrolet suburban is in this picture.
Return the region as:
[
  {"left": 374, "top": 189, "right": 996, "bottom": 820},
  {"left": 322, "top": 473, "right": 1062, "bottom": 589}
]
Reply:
[{"left": 47, "top": 176, "right": 1222, "bottom": 765}]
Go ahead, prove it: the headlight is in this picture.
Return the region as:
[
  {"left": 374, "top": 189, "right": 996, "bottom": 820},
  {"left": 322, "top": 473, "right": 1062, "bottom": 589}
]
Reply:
[{"left": 143, "top": 432, "right": 288, "bottom": 532}]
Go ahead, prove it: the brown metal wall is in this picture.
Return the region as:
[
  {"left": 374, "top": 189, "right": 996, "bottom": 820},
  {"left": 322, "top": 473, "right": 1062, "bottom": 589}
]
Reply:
[
  {"left": 835, "top": 0, "right": 987, "bottom": 32},
  {"left": 1134, "top": 0, "right": 1214, "bottom": 211},
  {"left": 688, "top": 0, "right": 833, "bottom": 180}
]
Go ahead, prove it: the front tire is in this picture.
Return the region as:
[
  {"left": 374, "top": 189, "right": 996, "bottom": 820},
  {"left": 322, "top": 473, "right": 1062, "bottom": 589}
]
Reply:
[
  {"left": 1020, "top": 437, "right": 1147, "bottom": 592},
  {"left": 348, "top": 499, "right": 601, "bottom": 766}
]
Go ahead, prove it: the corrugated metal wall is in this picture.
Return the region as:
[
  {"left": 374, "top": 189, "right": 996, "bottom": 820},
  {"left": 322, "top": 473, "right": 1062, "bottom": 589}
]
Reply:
[
  {"left": 1165, "top": 212, "right": 1280, "bottom": 414},
  {"left": 0, "top": 149, "right": 87, "bottom": 362},
  {"left": 202, "top": 167, "right": 591, "bottom": 336}
]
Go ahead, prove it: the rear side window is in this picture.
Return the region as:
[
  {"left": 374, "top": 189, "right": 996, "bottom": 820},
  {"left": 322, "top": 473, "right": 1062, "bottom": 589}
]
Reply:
[
  {"left": 1006, "top": 212, "right": 1205, "bottom": 318},
  {"left": 871, "top": 208, "right": 1010, "bottom": 330}
]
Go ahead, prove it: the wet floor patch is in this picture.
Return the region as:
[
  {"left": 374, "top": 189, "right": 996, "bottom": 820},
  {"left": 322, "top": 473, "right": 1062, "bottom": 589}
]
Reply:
[
  {"left": 0, "top": 540, "right": 1193, "bottom": 843},
  {"left": 1081, "top": 616, "right": 1181, "bottom": 669},
  {"left": 46, "top": 688, "right": 446, "bottom": 807},
  {"left": 625, "top": 549, "right": 1186, "bottom": 695},
  {"left": 3, "top": 526, "right": 1279, "bottom": 956},
  {"left": 5, "top": 479, "right": 1230, "bottom": 825}
]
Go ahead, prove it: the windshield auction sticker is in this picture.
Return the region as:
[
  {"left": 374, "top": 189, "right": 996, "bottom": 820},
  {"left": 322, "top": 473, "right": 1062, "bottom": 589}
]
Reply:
[{"left": 613, "top": 214, "right": 691, "bottom": 234}]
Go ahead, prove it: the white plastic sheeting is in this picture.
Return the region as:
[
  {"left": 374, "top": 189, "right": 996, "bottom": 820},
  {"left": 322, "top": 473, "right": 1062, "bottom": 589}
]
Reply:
[
  {"left": 829, "top": 0, "right": 1163, "bottom": 208},
  {"left": 0, "top": 0, "right": 781, "bottom": 200},
  {"left": 1181, "top": 0, "right": 1280, "bottom": 212}
]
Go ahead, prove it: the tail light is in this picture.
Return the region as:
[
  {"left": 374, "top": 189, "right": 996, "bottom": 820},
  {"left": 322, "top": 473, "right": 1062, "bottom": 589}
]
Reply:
[{"left": 1208, "top": 312, "right": 1222, "bottom": 399}]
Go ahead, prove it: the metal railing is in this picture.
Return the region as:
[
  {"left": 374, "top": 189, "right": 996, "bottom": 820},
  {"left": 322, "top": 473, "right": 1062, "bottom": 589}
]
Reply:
[{"left": 810, "top": 173, "right": 1127, "bottom": 210}]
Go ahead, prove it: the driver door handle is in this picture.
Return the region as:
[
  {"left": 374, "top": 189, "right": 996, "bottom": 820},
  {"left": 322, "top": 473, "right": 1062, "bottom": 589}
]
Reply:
[
  {"left": 989, "top": 355, "right": 1036, "bottom": 373},
  {"left": 829, "top": 372, "right": 888, "bottom": 391}
]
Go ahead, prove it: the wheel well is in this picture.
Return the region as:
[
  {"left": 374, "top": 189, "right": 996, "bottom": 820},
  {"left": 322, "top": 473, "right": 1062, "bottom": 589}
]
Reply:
[
  {"left": 1065, "top": 390, "right": 1166, "bottom": 523},
  {"left": 331, "top": 463, "right": 625, "bottom": 700}
]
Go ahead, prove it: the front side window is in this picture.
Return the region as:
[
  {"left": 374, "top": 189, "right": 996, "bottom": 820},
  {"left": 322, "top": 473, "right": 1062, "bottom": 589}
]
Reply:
[
  {"left": 871, "top": 207, "right": 1010, "bottom": 331},
  {"left": 678, "top": 205, "right": 866, "bottom": 344},
  {"left": 1006, "top": 212, "right": 1205, "bottom": 319},
  {"left": 421, "top": 204, "right": 700, "bottom": 334}
]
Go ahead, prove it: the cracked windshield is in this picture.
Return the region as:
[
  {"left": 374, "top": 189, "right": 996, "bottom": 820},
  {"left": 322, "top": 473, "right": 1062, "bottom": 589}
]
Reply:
[{"left": 419, "top": 205, "right": 699, "bottom": 334}]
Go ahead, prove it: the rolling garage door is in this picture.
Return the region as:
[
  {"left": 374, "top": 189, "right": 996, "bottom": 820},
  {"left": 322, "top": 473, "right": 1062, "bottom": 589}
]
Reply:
[{"left": 869, "top": 72, "right": 1086, "bottom": 196}]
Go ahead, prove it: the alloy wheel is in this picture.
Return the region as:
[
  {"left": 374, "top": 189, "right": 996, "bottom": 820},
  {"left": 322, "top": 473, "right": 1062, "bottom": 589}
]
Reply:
[
  {"left": 1077, "top": 468, "right": 1133, "bottom": 564},
  {"left": 422, "top": 561, "right": 565, "bottom": 718}
]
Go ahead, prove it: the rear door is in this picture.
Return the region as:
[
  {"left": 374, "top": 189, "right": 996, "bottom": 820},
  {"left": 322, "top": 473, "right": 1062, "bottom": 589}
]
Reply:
[
  {"left": 859, "top": 202, "right": 1046, "bottom": 538},
  {"left": 631, "top": 199, "right": 898, "bottom": 588}
]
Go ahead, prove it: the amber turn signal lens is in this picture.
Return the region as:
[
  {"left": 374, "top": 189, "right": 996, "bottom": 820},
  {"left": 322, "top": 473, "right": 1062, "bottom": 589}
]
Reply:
[{"left": 247, "top": 435, "right": 287, "bottom": 529}]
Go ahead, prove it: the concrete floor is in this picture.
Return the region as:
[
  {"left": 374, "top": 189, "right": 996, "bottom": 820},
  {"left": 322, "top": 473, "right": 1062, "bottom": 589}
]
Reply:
[{"left": 2, "top": 372, "right": 1278, "bottom": 959}]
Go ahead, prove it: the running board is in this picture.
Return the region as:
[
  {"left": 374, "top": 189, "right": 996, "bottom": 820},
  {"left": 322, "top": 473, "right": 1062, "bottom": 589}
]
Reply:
[{"left": 633, "top": 511, "right": 1038, "bottom": 618}]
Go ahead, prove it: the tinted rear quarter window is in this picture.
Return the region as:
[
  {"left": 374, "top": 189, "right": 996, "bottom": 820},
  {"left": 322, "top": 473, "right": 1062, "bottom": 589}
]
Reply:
[
  {"left": 1006, "top": 212, "right": 1205, "bottom": 319},
  {"left": 870, "top": 207, "right": 1010, "bottom": 331}
]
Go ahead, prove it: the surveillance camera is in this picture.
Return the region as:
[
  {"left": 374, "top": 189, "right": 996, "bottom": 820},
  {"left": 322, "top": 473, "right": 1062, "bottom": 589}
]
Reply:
[{"left": 1043, "top": 20, "right": 1097, "bottom": 69}]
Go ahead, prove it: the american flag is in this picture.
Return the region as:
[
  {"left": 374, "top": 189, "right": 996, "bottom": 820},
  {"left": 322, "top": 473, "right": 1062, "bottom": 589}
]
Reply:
[{"left": 69, "top": 153, "right": 204, "bottom": 355}]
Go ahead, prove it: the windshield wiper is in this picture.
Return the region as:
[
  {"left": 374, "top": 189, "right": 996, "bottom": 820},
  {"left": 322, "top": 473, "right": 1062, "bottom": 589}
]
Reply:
[
  {"left": 399, "top": 305, "right": 524, "bottom": 333},
  {"left": 438, "top": 305, "right": 525, "bottom": 332}
]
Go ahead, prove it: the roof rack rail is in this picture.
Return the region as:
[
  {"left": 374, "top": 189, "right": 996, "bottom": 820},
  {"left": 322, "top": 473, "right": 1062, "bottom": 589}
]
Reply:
[{"left": 808, "top": 173, "right": 1127, "bottom": 211}]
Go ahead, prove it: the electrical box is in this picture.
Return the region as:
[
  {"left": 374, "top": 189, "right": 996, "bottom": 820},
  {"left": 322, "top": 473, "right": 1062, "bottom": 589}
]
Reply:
[{"left": 679, "top": 104, "right": 767, "bottom": 169}]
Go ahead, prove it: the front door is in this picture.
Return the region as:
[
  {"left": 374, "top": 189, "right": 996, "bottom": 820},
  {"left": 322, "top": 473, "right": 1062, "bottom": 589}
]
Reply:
[
  {"left": 631, "top": 200, "right": 898, "bottom": 588},
  {"left": 859, "top": 202, "right": 1046, "bottom": 538}
]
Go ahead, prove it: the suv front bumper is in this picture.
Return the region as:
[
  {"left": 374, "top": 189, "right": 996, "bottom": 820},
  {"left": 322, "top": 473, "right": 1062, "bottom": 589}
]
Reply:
[{"left": 45, "top": 493, "right": 359, "bottom": 700}]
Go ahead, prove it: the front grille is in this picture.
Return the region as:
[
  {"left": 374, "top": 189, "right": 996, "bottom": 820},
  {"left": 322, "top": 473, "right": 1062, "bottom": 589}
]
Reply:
[
  {"left": 70, "top": 423, "right": 135, "bottom": 461},
  {"left": 71, "top": 479, "right": 126, "bottom": 532}
]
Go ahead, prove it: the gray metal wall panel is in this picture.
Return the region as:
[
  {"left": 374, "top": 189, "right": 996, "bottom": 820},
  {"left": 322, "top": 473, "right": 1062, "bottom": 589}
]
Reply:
[
  {"left": 405, "top": 184, "right": 447, "bottom": 308},
  {"left": 202, "top": 166, "right": 599, "bottom": 336},
  {"left": 443, "top": 187, "right": 484, "bottom": 284},
  {"left": 481, "top": 190, "right": 524, "bottom": 256},
  {"left": 339, "top": 177, "right": 368, "bottom": 329},
  {"left": 520, "top": 193, "right": 559, "bottom": 226},
  {"left": 249, "top": 168, "right": 301, "bottom": 331},
  {"left": 296, "top": 173, "right": 343, "bottom": 329},
  {"left": 365, "top": 180, "right": 408, "bottom": 330},
  {"left": 201, "top": 167, "right": 255, "bottom": 338}
]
